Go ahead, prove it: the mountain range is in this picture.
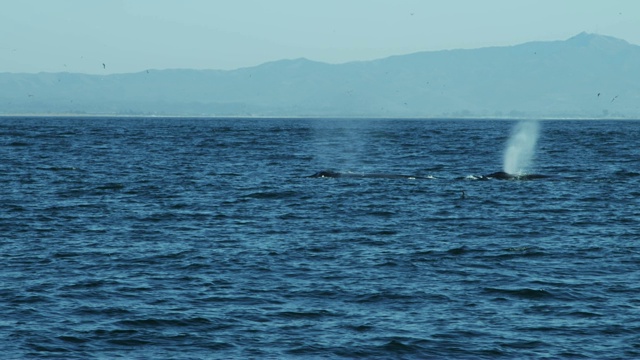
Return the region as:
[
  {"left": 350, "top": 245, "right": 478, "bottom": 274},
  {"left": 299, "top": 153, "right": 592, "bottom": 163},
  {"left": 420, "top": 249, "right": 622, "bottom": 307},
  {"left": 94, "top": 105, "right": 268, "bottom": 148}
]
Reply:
[{"left": 1, "top": 32, "right": 639, "bottom": 118}]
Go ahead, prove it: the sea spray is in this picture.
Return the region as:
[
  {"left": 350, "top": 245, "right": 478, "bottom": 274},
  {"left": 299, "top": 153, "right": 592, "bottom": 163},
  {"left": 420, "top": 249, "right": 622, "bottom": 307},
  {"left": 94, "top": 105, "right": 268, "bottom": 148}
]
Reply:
[{"left": 503, "top": 120, "right": 540, "bottom": 174}]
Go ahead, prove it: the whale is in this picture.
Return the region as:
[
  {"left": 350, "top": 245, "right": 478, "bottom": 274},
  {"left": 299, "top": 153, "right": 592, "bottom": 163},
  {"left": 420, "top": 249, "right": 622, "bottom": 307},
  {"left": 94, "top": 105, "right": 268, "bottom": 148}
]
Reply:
[
  {"left": 308, "top": 170, "right": 548, "bottom": 180},
  {"left": 480, "top": 171, "right": 549, "bottom": 180},
  {"left": 308, "top": 170, "right": 431, "bottom": 180}
]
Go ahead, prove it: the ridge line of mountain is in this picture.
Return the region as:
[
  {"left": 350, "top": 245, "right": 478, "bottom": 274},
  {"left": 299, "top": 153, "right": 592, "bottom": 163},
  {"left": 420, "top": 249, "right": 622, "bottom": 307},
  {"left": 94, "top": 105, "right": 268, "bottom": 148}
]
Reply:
[{"left": 1, "top": 32, "right": 638, "bottom": 118}]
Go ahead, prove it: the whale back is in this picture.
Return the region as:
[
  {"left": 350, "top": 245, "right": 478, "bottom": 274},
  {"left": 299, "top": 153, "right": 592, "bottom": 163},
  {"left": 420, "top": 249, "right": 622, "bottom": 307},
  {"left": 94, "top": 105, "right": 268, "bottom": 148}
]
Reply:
[{"left": 482, "top": 171, "right": 549, "bottom": 180}]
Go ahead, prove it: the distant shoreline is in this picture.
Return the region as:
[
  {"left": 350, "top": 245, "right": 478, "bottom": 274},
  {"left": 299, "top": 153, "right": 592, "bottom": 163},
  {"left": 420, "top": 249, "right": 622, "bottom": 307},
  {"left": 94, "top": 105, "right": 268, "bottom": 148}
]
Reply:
[{"left": 0, "top": 114, "right": 637, "bottom": 121}]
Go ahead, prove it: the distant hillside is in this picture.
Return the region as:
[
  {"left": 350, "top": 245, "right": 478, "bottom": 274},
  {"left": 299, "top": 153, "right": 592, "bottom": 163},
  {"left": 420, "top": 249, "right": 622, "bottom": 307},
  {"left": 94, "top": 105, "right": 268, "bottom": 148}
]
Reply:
[{"left": 1, "top": 32, "right": 639, "bottom": 118}]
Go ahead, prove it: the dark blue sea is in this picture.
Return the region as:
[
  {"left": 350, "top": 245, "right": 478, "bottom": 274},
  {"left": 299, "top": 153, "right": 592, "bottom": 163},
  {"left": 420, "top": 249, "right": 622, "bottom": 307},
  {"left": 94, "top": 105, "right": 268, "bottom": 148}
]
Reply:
[{"left": 1, "top": 116, "right": 639, "bottom": 359}]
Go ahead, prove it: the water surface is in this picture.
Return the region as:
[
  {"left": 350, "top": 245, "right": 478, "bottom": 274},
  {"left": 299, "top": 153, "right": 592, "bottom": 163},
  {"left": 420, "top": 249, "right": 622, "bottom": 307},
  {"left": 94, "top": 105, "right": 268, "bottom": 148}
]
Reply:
[{"left": 1, "top": 117, "right": 639, "bottom": 359}]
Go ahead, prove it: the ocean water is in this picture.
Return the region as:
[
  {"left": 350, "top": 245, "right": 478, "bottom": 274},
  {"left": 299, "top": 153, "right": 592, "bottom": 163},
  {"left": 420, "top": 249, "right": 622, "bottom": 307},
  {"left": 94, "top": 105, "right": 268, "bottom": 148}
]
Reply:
[{"left": 1, "top": 116, "right": 639, "bottom": 359}]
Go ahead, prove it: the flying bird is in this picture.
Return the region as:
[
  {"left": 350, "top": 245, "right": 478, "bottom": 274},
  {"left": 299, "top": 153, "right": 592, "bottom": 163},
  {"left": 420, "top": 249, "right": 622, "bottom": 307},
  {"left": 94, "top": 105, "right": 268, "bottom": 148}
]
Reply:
[
  {"left": 611, "top": 95, "right": 619, "bottom": 103},
  {"left": 102, "top": 63, "right": 106, "bottom": 69}
]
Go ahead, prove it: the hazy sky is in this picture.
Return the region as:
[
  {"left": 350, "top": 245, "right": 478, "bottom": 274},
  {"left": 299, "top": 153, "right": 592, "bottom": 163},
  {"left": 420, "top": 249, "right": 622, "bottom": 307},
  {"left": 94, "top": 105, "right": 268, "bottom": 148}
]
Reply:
[{"left": 2, "top": 0, "right": 638, "bottom": 74}]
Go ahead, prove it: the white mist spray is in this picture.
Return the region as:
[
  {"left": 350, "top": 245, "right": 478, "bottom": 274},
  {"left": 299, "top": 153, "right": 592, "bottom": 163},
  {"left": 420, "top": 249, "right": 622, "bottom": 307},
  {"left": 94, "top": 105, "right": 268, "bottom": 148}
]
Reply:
[{"left": 503, "top": 120, "right": 540, "bottom": 174}]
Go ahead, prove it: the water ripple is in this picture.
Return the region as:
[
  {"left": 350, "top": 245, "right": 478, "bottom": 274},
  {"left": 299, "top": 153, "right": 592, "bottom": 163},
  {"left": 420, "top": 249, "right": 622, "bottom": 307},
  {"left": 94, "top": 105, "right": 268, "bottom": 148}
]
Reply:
[{"left": 1, "top": 117, "right": 639, "bottom": 359}]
